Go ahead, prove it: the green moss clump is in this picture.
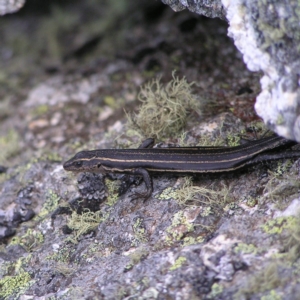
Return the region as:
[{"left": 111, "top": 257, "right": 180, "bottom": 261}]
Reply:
[
  {"left": 175, "top": 176, "right": 230, "bottom": 208},
  {"left": 234, "top": 243, "right": 258, "bottom": 255},
  {"left": 262, "top": 216, "right": 297, "bottom": 235},
  {"left": 166, "top": 210, "right": 194, "bottom": 243},
  {"left": 0, "top": 272, "right": 32, "bottom": 300},
  {"left": 0, "top": 129, "right": 20, "bottom": 164},
  {"left": 105, "top": 178, "right": 119, "bottom": 206},
  {"left": 67, "top": 210, "right": 105, "bottom": 243},
  {"left": 237, "top": 262, "right": 281, "bottom": 298},
  {"left": 10, "top": 229, "right": 44, "bottom": 252},
  {"left": 37, "top": 189, "right": 61, "bottom": 219},
  {"left": 132, "top": 218, "right": 148, "bottom": 244},
  {"left": 209, "top": 283, "right": 223, "bottom": 298},
  {"left": 127, "top": 71, "right": 201, "bottom": 140},
  {"left": 170, "top": 256, "right": 187, "bottom": 271}
]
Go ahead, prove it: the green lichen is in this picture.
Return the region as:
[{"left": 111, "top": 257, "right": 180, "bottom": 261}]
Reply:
[
  {"left": 245, "top": 196, "right": 258, "bottom": 208},
  {"left": 234, "top": 243, "right": 258, "bottom": 255},
  {"left": 105, "top": 178, "right": 119, "bottom": 206},
  {"left": 37, "top": 189, "right": 61, "bottom": 219},
  {"left": 158, "top": 187, "right": 178, "bottom": 200},
  {"left": 54, "top": 262, "right": 76, "bottom": 277},
  {"left": 166, "top": 210, "right": 194, "bottom": 243},
  {"left": 182, "top": 236, "right": 204, "bottom": 247},
  {"left": 275, "top": 114, "right": 285, "bottom": 125},
  {"left": 0, "top": 272, "right": 32, "bottom": 300},
  {"left": 261, "top": 290, "right": 282, "bottom": 300},
  {"left": 132, "top": 218, "right": 148, "bottom": 244},
  {"left": 262, "top": 216, "right": 297, "bottom": 235},
  {"left": 175, "top": 176, "right": 230, "bottom": 208},
  {"left": 31, "top": 104, "right": 49, "bottom": 117},
  {"left": 0, "top": 129, "right": 20, "bottom": 164},
  {"left": 0, "top": 255, "right": 33, "bottom": 298},
  {"left": 226, "top": 134, "right": 240, "bottom": 147},
  {"left": 10, "top": 229, "right": 44, "bottom": 252},
  {"left": 209, "top": 283, "right": 223, "bottom": 298},
  {"left": 170, "top": 256, "right": 187, "bottom": 271},
  {"left": 127, "top": 71, "right": 201, "bottom": 140},
  {"left": 67, "top": 209, "right": 105, "bottom": 243},
  {"left": 260, "top": 161, "right": 300, "bottom": 209},
  {"left": 237, "top": 262, "right": 281, "bottom": 298},
  {"left": 46, "top": 245, "right": 75, "bottom": 263},
  {"left": 124, "top": 247, "right": 149, "bottom": 271}
]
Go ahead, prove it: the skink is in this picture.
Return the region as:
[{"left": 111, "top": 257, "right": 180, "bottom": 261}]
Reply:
[{"left": 63, "top": 135, "right": 300, "bottom": 199}]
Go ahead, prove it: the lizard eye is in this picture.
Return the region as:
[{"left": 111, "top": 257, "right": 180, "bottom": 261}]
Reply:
[{"left": 75, "top": 161, "right": 83, "bottom": 167}]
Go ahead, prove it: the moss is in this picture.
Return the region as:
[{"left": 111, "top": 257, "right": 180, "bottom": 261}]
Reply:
[
  {"left": 245, "top": 196, "right": 258, "bottom": 208},
  {"left": 0, "top": 256, "right": 33, "bottom": 298},
  {"left": 234, "top": 243, "right": 258, "bottom": 255},
  {"left": 40, "top": 150, "right": 62, "bottom": 162},
  {"left": 10, "top": 229, "right": 44, "bottom": 252},
  {"left": 132, "top": 218, "right": 148, "bottom": 244},
  {"left": 124, "top": 247, "right": 149, "bottom": 271},
  {"left": 30, "top": 104, "right": 49, "bottom": 117},
  {"left": 158, "top": 187, "right": 178, "bottom": 200},
  {"left": 0, "top": 272, "right": 32, "bottom": 300},
  {"left": 54, "top": 262, "right": 76, "bottom": 277},
  {"left": 170, "top": 256, "right": 187, "bottom": 271},
  {"left": 260, "top": 161, "right": 300, "bottom": 209},
  {"left": 275, "top": 114, "right": 285, "bottom": 125},
  {"left": 209, "top": 283, "right": 223, "bottom": 298},
  {"left": 127, "top": 71, "right": 201, "bottom": 140},
  {"left": 67, "top": 209, "right": 104, "bottom": 243},
  {"left": 0, "top": 129, "right": 20, "bottom": 164},
  {"left": 226, "top": 134, "right": 240, "bottom": 147},
  {"left": 104, "top": 95, "right": 118, "bottom": 108},
  {"left": 237, "top": 262, "right": 282, "bottom": 298},
  {"left": 261, "top": 290, "right": 282, "bottom": 300},
  {"left": 175, "top": 176, "right": 230, "bottom": 208},
  {"left": 37, "top": 189, "right": 61, "bottom": 219},
  {"left": 262, "top": 216, "right": 297, "bottom": 235},
  {"left": 166, "top": 210, "right": 194, "bottom": 243},
  {"left": 105, "top": 178, "right": 120, "bottom": 206},
  {"left": 182, "top": 236, "right": 204, "bottom": 247},
  {"left": 46, "top": 245, "right": 75, "bottom": 263}
]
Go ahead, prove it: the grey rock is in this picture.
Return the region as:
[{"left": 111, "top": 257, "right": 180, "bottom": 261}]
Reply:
[
  {"left": 162, "top": 0, "right": 225, "bottom": 19},
  {"left": 222, "top": 0, "right": 300, "bottom": 141},
  {"left": 0, "top": 0, "right": 25, "bottom": 15}
]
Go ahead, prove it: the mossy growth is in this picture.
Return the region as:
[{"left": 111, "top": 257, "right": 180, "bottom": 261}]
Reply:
[
  {"left": 105, "top": 178, "right": 120, "bottom": 206},
  {"left": 0, "top": 255, "right": 33, "bottom": 300},
  {"left": 132, "top": 218, "right": 148, "bottom": 245},
  {"left": 261, "top": 290, "right": 282, "bottom": 300},
  {"left": 127, "top": 71, "right": 201, "bottom": 140},
  {"left": 46, "top": 244, "right": 75, "bottom": 263},
  {"left": 237, "top": 262, "right": 282, "bottom": 298},
  {"left": 169, "top": 256, "right": 187, "bottom": 271},
  {"left": 0, "top": 272, "right": 32, "bottom": 300},
  {"left": 124, "top": 247, "right": 149, "bottom": 271},
  {"left": 10, "top": 229, "right": 44, "bottom": 252},
  {"left": 260, "top": 161, "right": 300, "bottom": 209},
  {"left": 209, "top": 283, "right": 223, "bottom": 298},
  {"left": 262, "top": 216, "right": 297, "bottom": 235},
  {"left": 165, "top": 210, "right": 195, "bottom": 244},
  {"left": 234, "top": 243, "right": 258, "bottom": 255},
  {"left": 175, "top": 176, "right": 231, "bottom": 209},
  {"left": 0, "top": 129, "right": 20, "bottom": 164},
  {"left": 36, "top": 189, "right": 61, "bottom": 219},
  {"left": 30, "top": 104, "right": 49, "bottom": 117},
  {"left": 67, "top": 209, "right": 105, "bottom": 243}
]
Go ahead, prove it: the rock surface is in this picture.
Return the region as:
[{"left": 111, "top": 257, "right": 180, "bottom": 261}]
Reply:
[{"left": 1, "top": 1, "right": 300, "bottom": 299}]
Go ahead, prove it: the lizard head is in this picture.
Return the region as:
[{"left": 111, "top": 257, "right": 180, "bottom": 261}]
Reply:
[{"left": 63, "top": 150, "right": 104, "bottom": 173}]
